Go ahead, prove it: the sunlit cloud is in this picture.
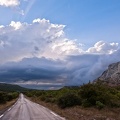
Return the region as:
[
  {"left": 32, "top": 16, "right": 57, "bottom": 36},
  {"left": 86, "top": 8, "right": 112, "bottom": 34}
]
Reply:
[
  {"left": 0, "top": 0, "right": 20, "bottom": 7},
  {"left": 87, "top": 41, "right": 119, "bottom": 54}
]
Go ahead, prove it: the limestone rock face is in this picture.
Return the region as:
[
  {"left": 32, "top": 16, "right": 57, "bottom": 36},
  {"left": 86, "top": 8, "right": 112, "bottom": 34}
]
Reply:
[{"left": 97, "top": 62, "right": 120, "bottom": 85}]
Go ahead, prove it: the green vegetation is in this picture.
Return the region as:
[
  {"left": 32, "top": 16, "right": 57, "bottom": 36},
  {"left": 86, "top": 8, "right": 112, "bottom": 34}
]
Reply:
[
  {"left": 0, "top": 83, "right": 27, "bottom": 104},
  {"left": 25, "top": 82, "right": 120, "bottom": 109},
  {"left": 96, "top": 101, "right": 105, "bottom": 109},
  {"left": 0, "top": 91, "right": 19, "bottom": 104},
  {"left": 58, "top": 93, "right": 81, "bottom": 108}
]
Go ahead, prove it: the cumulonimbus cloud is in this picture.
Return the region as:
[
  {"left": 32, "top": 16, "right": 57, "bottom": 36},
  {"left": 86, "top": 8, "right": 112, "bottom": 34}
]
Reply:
[
  {"left": 0, "top": 18, "right": 119, "bottom": 64},
  {"left": 0, "top": 18, "right": 83, "bottom": 64},
  {"left": 0, "top": 18, "right": 120, "bottom": 89}
]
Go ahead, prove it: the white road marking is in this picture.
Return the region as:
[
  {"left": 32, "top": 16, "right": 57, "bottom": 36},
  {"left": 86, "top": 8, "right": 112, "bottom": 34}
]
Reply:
[
  {"left": 1, "top": 94, "right": 65, "bottom": 120},
  {"left": 50, "top": 111, "right": 58, "bottom": 117},
  {"left": 7, "top": 108, "right": 12, "bottom": 111},
  {"left": 0, "top": 114, "right": 4, "bottom": 118}
]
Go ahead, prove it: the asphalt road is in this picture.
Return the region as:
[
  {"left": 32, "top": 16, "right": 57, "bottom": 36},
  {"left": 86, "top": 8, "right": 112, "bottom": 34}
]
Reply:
[{"left": 0, "top": 94, "right": 65, "bottom": 120}]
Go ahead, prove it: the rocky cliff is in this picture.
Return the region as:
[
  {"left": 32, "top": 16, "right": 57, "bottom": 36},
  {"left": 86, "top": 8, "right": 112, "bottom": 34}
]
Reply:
[{"left": 96, "top": 62, "right": 120, "bottom": 85}]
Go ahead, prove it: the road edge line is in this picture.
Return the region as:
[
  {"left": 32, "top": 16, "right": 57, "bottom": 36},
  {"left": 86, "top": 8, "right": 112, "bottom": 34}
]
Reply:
[{"left": 0, "top": 114, "right": 4, "bottom": 118}]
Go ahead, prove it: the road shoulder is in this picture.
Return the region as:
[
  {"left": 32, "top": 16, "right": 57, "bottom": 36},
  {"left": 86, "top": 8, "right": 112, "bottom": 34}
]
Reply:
[{"left": 0, "top": 99, "right": 17, "bottom": 116}]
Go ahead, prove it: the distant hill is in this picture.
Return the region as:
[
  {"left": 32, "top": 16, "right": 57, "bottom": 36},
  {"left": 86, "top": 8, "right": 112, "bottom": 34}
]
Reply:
[
  {"left": 0, "top": 83, "right": 28, "bottom": 92},
  {"left": 61, "top": 86, "right": 80, "bottom": 89},
  {"left": 95, "top": 62, "right": 120, "bottom": 86}
]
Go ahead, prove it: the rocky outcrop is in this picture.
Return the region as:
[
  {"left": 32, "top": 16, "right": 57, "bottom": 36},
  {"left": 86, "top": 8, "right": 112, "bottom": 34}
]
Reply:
[{"left": 96, "top": 62, "right": 120, "bottom": 85}]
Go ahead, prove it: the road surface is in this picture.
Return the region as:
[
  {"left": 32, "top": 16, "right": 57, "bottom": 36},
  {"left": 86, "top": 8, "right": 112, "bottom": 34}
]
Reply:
[{"left": 0, "top": 94, "right": 65, "bottom": 120}]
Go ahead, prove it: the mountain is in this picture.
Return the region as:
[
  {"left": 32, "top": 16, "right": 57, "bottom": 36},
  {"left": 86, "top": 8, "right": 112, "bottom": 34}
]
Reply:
[
  {"left": 0, "top": 83, "right": 28, "bottom": 92},
  {"left": 96, "top": 62, "right": 120, "bottom": 85}
]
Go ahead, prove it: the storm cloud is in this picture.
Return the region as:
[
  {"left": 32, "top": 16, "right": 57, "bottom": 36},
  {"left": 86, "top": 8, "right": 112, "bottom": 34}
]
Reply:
[{"left": 0, "top": 50, "right": 120, "bottom": 89}]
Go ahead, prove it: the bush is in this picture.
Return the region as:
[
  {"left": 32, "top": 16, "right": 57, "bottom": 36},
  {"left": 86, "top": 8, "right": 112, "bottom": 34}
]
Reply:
[
  {"left": 57, "top": 93, "right": 81, "bottom": 108},
  {"left": 0, "top": 91, "right": 19, "bottom": 104},
  {"left": 96, "top": 101, "right": 105, "bottom": 109},
  {"left": 79, "top": 84, "right": 98, "bottom": 106},
  {"left": 40, "top": 95, "right": 46, "bottom": 101},
  {"left": 45, "top": 98, "right": 51, "bottom": 103},
  {"left": 0, "top": 92, "right": 7, "bottom": 104},
  {"left": 79, "top": 83, "right": 120, "bottom": 107},
  {"left": 82, "top": 99, "right": 92, "bottom": 107}
]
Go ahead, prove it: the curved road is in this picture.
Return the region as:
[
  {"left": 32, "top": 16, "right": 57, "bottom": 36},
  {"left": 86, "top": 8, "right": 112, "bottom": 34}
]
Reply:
[{"left": 0, "top": 94, "right": 65, "bottom": 120}]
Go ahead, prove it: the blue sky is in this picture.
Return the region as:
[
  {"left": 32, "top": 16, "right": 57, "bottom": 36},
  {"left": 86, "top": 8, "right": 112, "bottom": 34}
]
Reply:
[
  {"left": 0, "top": 0, "right": 120, "bottom": 47},
  {"left": 0, "top": 0, "right": 120, "bottom": 89}
]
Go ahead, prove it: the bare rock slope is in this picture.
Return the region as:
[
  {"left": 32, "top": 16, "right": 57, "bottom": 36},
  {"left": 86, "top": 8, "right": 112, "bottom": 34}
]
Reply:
[{"left": 97, "top": 62, "right": 120, "bottom": 85}]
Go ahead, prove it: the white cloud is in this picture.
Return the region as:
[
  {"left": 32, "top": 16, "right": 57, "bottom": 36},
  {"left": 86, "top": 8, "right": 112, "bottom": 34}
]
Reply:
[
  {"left": 0, "top": 19, "right": 119, "bottom": 65},
  {"left": 0, "top": 18, "right": 83, "bottom": 64},
  {"left": 0, "top": 0, "right": 23, "bottom": 16},
  {"left": 0, "top": 0, "right": 20, "bottom": 7},
  {"left": 0, "top": 25, "right": 4, "bottom": 28},
  {"left": 87, "top": 41, "right": 119, "bottom": 54},
  {"left": 10, "top": 21, "right": 22, "bottom": 30},
  {"left": 52, "top": 39, "right": 83, "bottom": 55}
]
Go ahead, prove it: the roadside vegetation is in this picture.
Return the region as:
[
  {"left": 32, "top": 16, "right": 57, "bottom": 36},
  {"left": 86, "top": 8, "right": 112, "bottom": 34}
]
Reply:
[
  {"left": 0, "top": 83, "right": 23, "bottom": 111},
  {"left": 0, "top": 83, "right": 27, "bottom": 105},
  {"left": 24, "top": 82, "right": 120, "bottom": 119},
  {"left": 0, "top": 91, "right": 19, "bottom": 104},
  {"left": 0, "top": 91, "right": 19, "bottom": 114},
  {"left": 25, "top": 82, "right": 120, "bottom": 109}
]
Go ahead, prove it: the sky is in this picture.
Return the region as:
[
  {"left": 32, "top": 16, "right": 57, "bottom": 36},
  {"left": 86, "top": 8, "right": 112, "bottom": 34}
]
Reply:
[{"left": 0, "top": 0, "right": 120, "bottom": 89}]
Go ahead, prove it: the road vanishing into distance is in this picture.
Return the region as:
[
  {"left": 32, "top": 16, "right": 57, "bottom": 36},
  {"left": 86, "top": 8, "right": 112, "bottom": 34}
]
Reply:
[{"left": 0, "top": 94, "right": 65, "bottom": 120}]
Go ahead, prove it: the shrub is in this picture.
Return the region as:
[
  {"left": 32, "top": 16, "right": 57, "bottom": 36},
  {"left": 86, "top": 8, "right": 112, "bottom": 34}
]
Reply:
[
  {"left": 0, "top": 92, "right": 7, "bottom": 104},
  {"left": 45, "top": 98, "right": 51, "bottom": 102},
  {"left": 79, "top": 84, "right": 98, "bottom": 106},
  {"left": 96, "top": 101, "right": 105, "bottom": 109},
  {"left": 0, "top": 92, "right": 19, "bottom": 104},
  {"left": 57, "top": 93, "right": 81, "bottom": 108},
  {"left": 40, "top": 95, "right": 46, "bottom": 101},
  {"left": 82, "top": 99, "right": 92, "bottom": 107}
]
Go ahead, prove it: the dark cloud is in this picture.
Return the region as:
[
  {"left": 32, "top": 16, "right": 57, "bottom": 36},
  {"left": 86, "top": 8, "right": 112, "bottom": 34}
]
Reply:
[{"left": 0, "top": 49, "right": 120, "bottom": 89}]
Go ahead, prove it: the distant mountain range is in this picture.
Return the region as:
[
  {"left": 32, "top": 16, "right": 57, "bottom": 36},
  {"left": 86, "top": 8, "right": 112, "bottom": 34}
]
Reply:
[
  {"left": 0, "top": 83, "right": 28, "bottom": 92},
  {"left": 95, "top": 62, "right": 120, "bottom": 85}
]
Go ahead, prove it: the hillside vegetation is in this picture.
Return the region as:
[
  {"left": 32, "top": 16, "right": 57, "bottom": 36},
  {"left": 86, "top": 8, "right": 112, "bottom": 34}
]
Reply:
[
  {"left": 25, "top": 82, "right": 120, "bottom": 109},
  {"left": 0, "top": 83, "right": 27, "bottom": 92}
]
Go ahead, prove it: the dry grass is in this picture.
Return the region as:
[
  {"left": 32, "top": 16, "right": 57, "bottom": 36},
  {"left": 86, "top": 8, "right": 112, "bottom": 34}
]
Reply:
[
  {"left": 0, "top": 99, "right": 17, "bottom": 114},
  {"left": 29, "top": 97, "right": 120, "bottom": 120}
]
